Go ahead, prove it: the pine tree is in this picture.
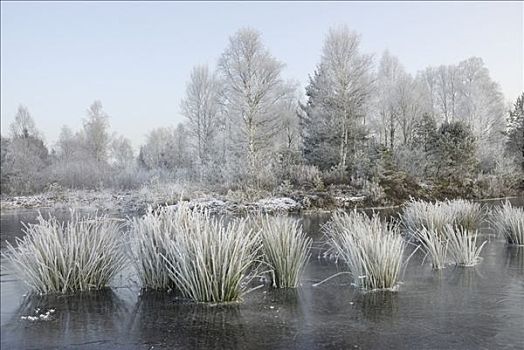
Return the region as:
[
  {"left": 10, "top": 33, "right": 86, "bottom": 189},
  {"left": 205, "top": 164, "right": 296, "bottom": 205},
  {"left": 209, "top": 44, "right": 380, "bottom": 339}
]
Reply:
[{"left": 506, "top": 92, "right": 524, "bottom": 171}]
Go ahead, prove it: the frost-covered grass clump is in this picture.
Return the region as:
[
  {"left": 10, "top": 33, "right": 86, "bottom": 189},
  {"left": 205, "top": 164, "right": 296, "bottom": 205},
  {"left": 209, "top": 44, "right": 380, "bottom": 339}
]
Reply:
[
  {"left": 401, "top": 200, "right": 450, "bottom": 237},
  {"left": 4, "top": 211, "right": 126, "bottom": 294},
  {"left": 491, "top": 202, "right": 524, "bottom": 246},
  {"left": 444, "top": 225, "right": 486, "bottom": 267},
  {"left": 323, "top": 211, "right": 407, "bottom": 291},
  {"left": 401, "top": 199, "right": 485, "bottom": 238},
  {"left": 256, "top": 215, "right": 311, "bottom": 288},
  {"left": 411, "top": 226, "right": 449, "bottom": 269},
  {"left": 127, "top": 205, "right": 187, "bottom": 290},
  {"left": 446, "top": 199, "right": 485, "bottom": 231},
  {"left": 162, "top": 204, "right": 260, "bottom": 303}
]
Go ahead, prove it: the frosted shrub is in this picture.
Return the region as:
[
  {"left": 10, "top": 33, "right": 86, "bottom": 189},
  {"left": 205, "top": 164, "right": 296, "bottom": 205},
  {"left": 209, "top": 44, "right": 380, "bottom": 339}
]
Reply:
[
  {"left": 257, "top": 215, "right": 311, "bottom": 288},
  {"left": 491, "top": 202, "right": 524, "bottom": 245},
  {"left": 289, "top": 164, "right": 322, "bottom": 187},
  {"left": 323, "top": 211, "right": 407, "bottom": 290},
  {"left": 4, "top": 211, "right": 126, "bottom": 294}
]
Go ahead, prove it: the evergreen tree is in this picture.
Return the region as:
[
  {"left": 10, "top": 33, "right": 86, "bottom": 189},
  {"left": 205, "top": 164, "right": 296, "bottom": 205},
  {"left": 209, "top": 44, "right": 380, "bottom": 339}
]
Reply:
[
  {"left": 431, "top": 121, "right": 477, "bottom": 180},
  {"left": 506, "top": 92, "right": 524, "bottom": 171}
]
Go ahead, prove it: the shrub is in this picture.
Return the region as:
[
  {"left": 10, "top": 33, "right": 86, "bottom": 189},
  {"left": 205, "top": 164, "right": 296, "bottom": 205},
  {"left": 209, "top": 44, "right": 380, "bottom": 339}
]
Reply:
[
  {"left": 256, "top": 215, "right": 311, "bottom": 288},
  {"left": 288, "top": 164, "right": 322, "bottom": 188},
  {"left": 3, "top": 211, "right": 126, "bottom": 294},
  {"left": 491, "top": 202, "right": 524, "bottom": 245},
  {"left": 323, "top": 211, "right": 407, "bottom": 290}
]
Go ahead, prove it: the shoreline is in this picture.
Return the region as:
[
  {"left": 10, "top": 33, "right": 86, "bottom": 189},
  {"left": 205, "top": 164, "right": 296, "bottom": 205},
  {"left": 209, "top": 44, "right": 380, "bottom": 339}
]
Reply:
[{"left": 1, "top": 187, "right": 521, "bottom": 215}]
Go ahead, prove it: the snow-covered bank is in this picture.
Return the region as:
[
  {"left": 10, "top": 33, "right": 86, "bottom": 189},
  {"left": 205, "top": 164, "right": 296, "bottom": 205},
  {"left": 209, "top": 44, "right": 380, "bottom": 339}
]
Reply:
[
  {"left": 2, "top": 185, "right": 521, "bottom": 215},
  {"left": 0, "top": 186, "right": 372, "bottom": 215}
]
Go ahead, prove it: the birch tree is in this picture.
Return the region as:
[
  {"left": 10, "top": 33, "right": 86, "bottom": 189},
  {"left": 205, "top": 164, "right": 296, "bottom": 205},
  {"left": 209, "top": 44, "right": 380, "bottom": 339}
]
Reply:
[
  {"left": 82, "top": 101, "right": 110, "bottom": 164},
  {"left": 218, "top": 28, "right": 291, "bottom": 179},
  {"left": 181, "top": 65, "right": 222, "bottom": 175},
  {"left": 301, "top": 26, "right": 373, "bottom": 172}
]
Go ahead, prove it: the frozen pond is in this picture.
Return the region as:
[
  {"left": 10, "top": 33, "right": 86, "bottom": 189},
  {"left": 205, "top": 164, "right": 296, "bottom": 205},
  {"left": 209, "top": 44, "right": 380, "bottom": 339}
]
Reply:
[{"left": 1, "top": 199, "right": 523, "bottom": 349}]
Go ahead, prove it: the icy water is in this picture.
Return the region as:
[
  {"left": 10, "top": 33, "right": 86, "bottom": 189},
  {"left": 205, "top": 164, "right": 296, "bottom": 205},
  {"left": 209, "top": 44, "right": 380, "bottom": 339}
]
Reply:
[{"left": 1, "top": 199, "right": 523, "bottom": 350}]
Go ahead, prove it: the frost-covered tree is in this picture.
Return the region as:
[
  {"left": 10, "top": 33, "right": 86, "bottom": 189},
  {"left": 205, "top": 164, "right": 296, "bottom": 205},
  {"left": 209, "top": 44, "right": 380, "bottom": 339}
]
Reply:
[
  {"left": 10, "top": 105, "right": 39, "bottom": 138},
  {"left": 430, "top": 121, "right": 477, "bottom": 180},
  {"left": 2, "top": 107, "right": 49, "bottom": 194},
  {"left": 218, "top": 28, "right": 292, "bottom": 180},
  {"left": 300, "top": 26, "right": 373, "bottom": 172},
  {"left": 82, "top": 101, "right": 110, "bottom": 163},
  {"left": 138, "top": 124, "right": 191, "bottom": 176},
  {"left": 181, "top": 65, "right": 222, "bottom": 177},
  {"left": 456, "top": 58, "right": 506, "bottom": 147},
  {"left": 373, "top": 51, "right": 425, "bottom": 150},
  {"left": 110, "top": 135, "right": 134, "bottom": 169},
  {"left": 418, "top": 58, "right": 505, "bottom": 146},
  {"left": 506, "top": 92, "right": 524, "bottom": 171},
  {"left": 56, "top": 125, "right": 80, "bottom": 162}
]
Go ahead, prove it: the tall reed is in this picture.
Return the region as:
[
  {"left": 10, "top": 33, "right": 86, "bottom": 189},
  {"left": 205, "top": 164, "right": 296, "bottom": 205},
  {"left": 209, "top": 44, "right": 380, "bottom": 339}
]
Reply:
[
  {"left": 323, "top": 211, "right": 407, "bottom": 290},
  {"left": 3, "top": 211, "right": 126, "bottom": 294},
  {"left": 257, "top": 215, "right": 311, "bottom": 288},
  {"left": 491, "top": 202, "right": 524, "bottom": 246}
]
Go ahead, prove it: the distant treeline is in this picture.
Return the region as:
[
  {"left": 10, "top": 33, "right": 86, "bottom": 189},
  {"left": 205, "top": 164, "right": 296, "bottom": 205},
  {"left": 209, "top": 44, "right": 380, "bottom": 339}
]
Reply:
[{"left": 1, "top": 26, "right": 523, "bottom": 200}]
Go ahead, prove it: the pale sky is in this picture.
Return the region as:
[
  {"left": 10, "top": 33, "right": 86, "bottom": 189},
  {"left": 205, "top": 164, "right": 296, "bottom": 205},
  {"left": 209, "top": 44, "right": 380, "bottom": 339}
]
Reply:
[{"left": 1, "top": 1, "right": 523, "bottom": 149}]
